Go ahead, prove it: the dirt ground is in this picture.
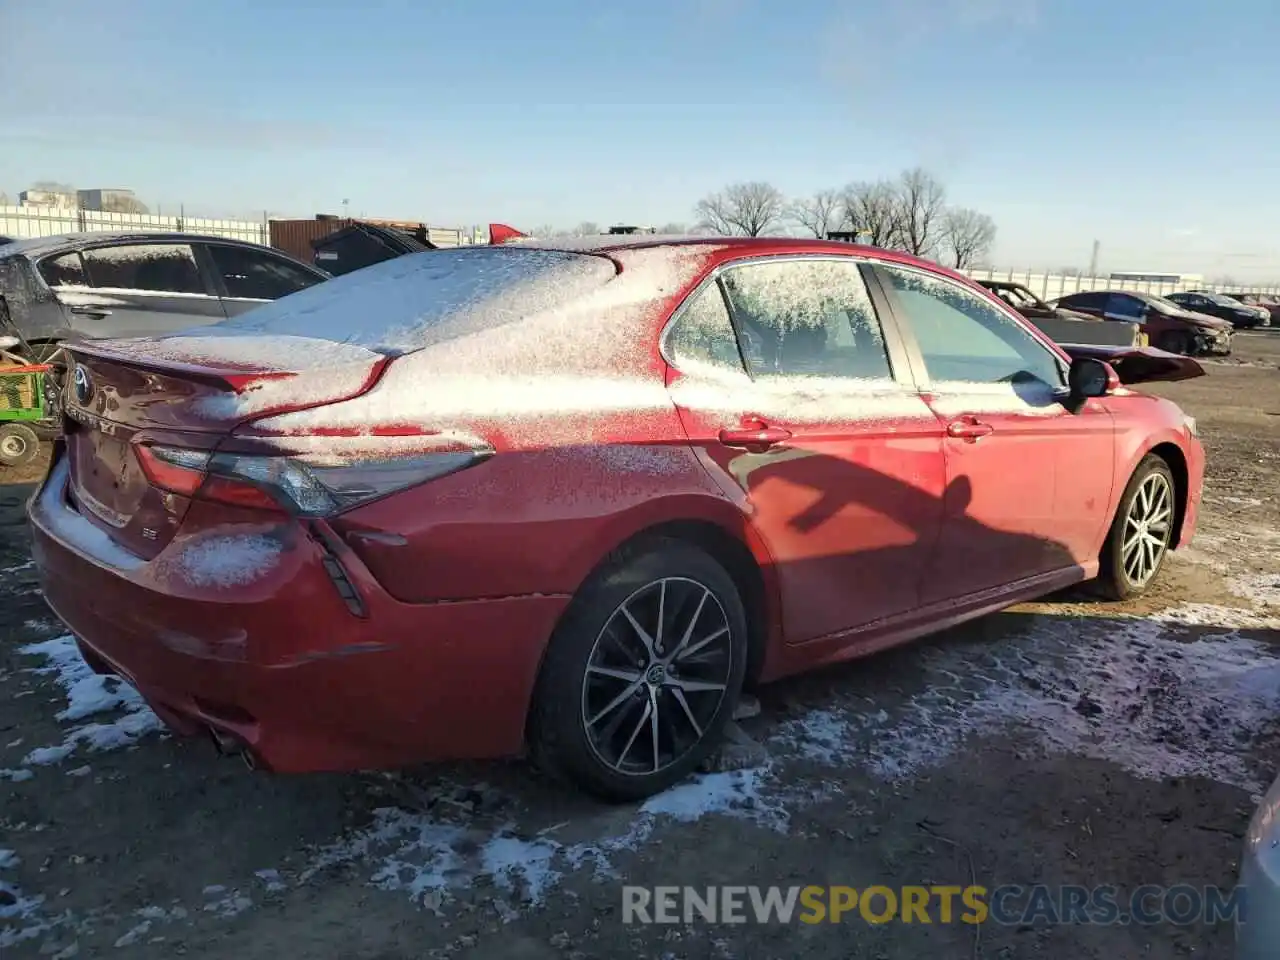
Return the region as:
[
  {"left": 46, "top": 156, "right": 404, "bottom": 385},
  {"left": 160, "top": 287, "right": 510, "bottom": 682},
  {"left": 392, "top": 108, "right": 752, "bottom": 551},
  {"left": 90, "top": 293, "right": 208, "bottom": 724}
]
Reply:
[{"left": 2, "top": 333, "right": 1278, "bottom": 959}]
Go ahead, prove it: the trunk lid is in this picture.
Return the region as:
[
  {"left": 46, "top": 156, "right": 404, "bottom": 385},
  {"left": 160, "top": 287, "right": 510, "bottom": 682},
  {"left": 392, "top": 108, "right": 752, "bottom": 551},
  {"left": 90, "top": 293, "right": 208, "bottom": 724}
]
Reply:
[
  {"left": 1059, "top": 343, "right": 1205, "bottom": 385},
  {"left": 60, "top": 335, "right": 386, "bottom": 559}
]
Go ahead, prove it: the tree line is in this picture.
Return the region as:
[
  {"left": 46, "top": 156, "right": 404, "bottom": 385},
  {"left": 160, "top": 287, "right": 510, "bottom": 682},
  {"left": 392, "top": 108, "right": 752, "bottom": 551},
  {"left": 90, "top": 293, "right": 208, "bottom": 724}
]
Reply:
[
  {"left": 694, "top": 168, "right": 996, "bottom": 270},
  {"left": 533, "top": 168, "right": 996, "bottom": 271}
]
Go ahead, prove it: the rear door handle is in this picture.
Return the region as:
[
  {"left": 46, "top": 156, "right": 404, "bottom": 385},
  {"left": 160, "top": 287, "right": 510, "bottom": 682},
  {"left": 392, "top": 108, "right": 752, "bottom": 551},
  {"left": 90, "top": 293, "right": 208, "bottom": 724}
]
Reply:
[
  {"left": 946, "top": 417, "right": 994, "bottom": 441},
  {"left": 718, "top": 422, "right": 793, "bottom": 450},
  {"left": 69, "top": 305, "right": 111, "bottom": 317}
]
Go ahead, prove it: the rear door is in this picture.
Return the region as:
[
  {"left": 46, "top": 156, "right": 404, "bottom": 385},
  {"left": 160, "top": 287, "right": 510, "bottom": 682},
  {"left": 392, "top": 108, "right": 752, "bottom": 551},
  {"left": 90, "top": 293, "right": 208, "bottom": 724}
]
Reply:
[
  {"left": 872, "top": 263, "right": 1116, "bottom": 603},
  {"left": 77, "top": 241, "right": 226, "bottom": 337},
  {"left": 201, "top": 243, "right": 326, "bottom": 317},
  {"left": 664, "top": 255, "right": 947, "bottom": 645}
]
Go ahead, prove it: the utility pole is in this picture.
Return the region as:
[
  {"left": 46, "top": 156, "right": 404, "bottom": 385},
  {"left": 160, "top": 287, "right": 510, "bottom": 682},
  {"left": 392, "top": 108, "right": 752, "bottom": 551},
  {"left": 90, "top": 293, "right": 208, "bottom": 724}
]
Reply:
[
  {"left": 342, "top": 198, "right": 350, "bottom": 221},
  {"left": 1088, "top": 239, "right": 1100, "bottom": 278}
]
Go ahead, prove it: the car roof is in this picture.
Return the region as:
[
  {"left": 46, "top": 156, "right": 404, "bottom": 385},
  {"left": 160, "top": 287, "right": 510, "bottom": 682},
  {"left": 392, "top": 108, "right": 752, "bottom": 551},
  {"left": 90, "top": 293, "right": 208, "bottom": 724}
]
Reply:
[
  {"left": 0, "top": 231, "right": 275, "bottom": 260},
  {"left": 511, "top": 233, "right": 955, "bottom": 274}
]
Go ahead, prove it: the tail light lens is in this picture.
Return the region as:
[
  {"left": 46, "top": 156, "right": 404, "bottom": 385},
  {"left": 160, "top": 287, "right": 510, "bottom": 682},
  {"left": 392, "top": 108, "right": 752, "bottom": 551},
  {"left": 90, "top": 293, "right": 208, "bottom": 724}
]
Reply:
[{"left": 134, "top": 434, "right": 493, "bottom": 516}]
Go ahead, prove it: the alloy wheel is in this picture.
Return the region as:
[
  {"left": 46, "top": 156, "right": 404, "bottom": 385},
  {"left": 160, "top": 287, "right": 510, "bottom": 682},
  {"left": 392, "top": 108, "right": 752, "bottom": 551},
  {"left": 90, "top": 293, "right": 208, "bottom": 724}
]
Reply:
[
  {"left": 0, "top": 434, "right": 28, "bottom": 460},
  {"left": 581, "top": 577, "right": 734, "bottom": 777},
  {"left": 1121, "top": 471, "right": 1173, "bottom": 587}
]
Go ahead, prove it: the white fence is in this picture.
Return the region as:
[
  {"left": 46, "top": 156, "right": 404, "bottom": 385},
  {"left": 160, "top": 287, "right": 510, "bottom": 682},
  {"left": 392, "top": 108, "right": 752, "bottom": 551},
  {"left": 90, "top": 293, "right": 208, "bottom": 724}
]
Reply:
[
  {"left": 962, "top": 266, "right": 1279, "bottom": 299},
  {"left": 0, "top": 205, "right": 269, "bottom": 245},
  {"left": 2, "top": 205, "right": 1277, "bottom": 296}
]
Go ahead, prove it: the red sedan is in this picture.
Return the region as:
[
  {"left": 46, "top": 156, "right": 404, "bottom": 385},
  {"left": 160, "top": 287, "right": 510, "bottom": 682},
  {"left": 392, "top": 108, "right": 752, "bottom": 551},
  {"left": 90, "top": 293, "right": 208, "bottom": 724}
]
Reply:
[{"left": 29, "top": 236, "right": 1204, "bottom": 800}]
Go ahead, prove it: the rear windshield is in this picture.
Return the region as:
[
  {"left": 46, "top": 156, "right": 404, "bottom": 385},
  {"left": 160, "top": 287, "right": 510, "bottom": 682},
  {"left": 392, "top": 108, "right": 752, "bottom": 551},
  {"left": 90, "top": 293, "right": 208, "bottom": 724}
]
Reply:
[{"left": 211, "top": 246, "right": 618, "bottom": 353}]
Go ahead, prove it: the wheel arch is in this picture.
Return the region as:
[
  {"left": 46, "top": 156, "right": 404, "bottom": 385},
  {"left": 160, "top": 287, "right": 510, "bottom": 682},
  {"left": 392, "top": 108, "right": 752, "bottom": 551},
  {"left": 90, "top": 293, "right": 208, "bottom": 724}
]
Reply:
[{"left": 1145, "top": 441, "right": 1189, "bottom": 548}]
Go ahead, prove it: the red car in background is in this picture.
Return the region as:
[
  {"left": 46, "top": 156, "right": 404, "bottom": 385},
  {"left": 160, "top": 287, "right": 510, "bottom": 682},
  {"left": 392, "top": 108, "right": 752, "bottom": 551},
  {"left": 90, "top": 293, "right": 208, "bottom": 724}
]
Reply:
[{"left": 29, "top": 236, "right": 1204, "bottom": 800}]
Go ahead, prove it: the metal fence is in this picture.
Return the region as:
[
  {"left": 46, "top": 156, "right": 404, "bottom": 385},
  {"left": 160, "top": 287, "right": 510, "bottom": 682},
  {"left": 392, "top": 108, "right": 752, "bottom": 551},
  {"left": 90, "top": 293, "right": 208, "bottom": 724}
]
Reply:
[
  {"left": 0, "top": 206, "right": 479, "bottom": 250},
  {"left": 962, "top": 266, "right": 1280, "bottom": 299},
  {"left": 2, "top": 205, "right": 1277, "bottom": 297},
  {"left": 0, "top": 204, "right": 270, "bottom": 245}
]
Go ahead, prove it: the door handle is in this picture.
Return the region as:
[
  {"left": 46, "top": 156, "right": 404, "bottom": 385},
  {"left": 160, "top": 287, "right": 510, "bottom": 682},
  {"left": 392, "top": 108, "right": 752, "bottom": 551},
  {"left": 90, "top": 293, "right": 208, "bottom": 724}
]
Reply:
[
  {"left": 69, "top": 305, "right": 111, "bottom": 317},
  {"left": 946, "top": 417, "right": 994, "bottom": 441},
  {"left": 718, "top": 422, "right": 793, "bottom": 451}
]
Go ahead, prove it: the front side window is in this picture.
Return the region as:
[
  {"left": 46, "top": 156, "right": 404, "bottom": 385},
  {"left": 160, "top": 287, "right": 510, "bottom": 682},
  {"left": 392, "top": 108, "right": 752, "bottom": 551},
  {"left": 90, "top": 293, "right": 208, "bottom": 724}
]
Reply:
[
  {"left": 665, "top": 281, "right": 746, "bottom": 376},
  {"left": 207, "top": 244, "right": 322, "bottom": 300},
  {"left": 81, "top": 244, "right": 205, "bottom": 295},
  {"left": 1060, "top": 291, "right": 1106, "bottom": 310},
  {"left": 879, "top": 264, "right": 1065, "bottom": 387},
  {"left": 39, "top": 252, "right": 88, "bottom": 288},
  {"left": 719, "top": 258, "right": 892, "bottom": 381}
]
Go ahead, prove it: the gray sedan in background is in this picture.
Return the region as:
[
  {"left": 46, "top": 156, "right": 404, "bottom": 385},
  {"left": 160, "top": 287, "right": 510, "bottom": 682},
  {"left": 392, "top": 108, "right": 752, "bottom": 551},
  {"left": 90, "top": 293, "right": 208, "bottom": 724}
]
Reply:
[{"left": 1239, "top": 772, "right": 1280, "bottom": 957}]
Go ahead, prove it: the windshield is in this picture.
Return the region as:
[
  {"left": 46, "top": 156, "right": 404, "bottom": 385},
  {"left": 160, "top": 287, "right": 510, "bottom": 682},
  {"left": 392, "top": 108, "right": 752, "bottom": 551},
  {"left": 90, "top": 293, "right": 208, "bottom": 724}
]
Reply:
[
  {"left": 206, "top": 246, "right": 617, "bottom": 352},
  {"left": 1200, "top": 292, "right": 1242, "bottom": 307},
  {"left": 1148, "top": 296, "right": 1184, "bottom": 314}
]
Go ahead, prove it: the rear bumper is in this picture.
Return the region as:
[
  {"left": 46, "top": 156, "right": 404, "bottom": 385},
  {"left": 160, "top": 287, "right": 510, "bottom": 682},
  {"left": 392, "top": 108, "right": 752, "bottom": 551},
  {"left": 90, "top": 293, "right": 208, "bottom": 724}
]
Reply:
[{"left": 29, "top": 456, "right": 568, "bottom": 772}]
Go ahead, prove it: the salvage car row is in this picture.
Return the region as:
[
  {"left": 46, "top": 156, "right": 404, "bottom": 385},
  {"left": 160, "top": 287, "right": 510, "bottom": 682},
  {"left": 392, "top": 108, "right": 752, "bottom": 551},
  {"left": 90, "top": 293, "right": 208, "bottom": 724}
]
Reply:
[{"left": 0, "top": 230, "right": 1275, "bottom": 362}]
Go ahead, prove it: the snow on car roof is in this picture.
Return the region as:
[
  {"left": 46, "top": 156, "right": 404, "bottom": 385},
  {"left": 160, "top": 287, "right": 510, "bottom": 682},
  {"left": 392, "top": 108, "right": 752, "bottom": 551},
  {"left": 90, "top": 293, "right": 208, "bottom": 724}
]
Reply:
[{"left": 0, "top": 231, "right": 267, "bottom": 259}]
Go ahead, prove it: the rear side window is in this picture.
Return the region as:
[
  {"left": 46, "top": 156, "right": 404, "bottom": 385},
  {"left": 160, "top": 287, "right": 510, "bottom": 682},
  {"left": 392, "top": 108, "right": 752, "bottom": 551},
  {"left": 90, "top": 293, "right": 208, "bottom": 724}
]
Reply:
[
  {"left": 39, "top": 252, "right": 88, "bottom": 288},
  {"left": 1103, "top": 293, "right": 1144, "bottom": 319},
  {"left": 217, "top": 246, "right": 617, "bottom": 351},
  {"left": 1060, "top": 292, "right": 1105, "bottom": 309},
  {"left": 82, "top": 244, "right": 205, "bottom": 295},
  {"left": 206, "top": 245, "right": 322, "bottom": 300},
  {"left": 879, "top": 264, "right": 1065, "bottom": 387},
  {"left": 665, "top": 282, "right": 745, "bottom": 375},
  {"left": 720, "top": 258, "right": 892, "bottom": 380}
]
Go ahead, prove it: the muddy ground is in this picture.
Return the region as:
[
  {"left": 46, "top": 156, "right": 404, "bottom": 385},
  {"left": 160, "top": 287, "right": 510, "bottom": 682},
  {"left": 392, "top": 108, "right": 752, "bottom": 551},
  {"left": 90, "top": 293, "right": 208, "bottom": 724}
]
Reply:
[{"left": 1, "top": 333, "right": 1278, "bottom": 959}]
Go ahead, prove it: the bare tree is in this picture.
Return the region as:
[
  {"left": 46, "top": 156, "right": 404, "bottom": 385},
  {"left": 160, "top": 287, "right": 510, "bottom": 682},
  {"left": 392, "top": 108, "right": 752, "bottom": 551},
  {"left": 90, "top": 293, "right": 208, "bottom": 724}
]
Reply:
[
  {"left": 788, "top": 189, "right": 842, "bottom": 239},
  {"left": 572, "top": 221, "right": 600, "bottom": 236},
  {"left": 694, "top": 181, "right": 785, "bottom": 236},
  {"left": 890, "top": 168, "right": 947, "bottom": 258},
  {"left": 840, "top": 180, "right": 898, "bottom": 247},
  {"left": 657, "top": 222, "right": 688, "bottom": 234},
  {"left": 939, "top": 207, "right": 997, "bottom": 270},
  {"left": 0, "top": 192, "right": 8, "bottom": 206},
  {"left": 30, "top": 180, "right": 75, "bottom": 194}
]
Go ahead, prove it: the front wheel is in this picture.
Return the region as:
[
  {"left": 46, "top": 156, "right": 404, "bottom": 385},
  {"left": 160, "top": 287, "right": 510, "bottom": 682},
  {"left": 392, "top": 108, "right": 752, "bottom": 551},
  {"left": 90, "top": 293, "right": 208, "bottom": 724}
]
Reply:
[
  {"left": 528, "top": 539, "right": 748, "bottom": 801},
  {"left": 0, "top": 423, "right": 41, "bottom": 466},
  {"left": 1095, "top": 454, "right": 1176, "bottom": 600}
]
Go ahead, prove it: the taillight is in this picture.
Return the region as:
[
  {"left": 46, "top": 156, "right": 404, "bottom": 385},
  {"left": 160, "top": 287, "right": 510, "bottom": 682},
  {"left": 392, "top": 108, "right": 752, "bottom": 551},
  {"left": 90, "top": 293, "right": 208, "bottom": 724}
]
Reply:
[{"left": 133, "top": 433, "right": 493, "bottom": 517}]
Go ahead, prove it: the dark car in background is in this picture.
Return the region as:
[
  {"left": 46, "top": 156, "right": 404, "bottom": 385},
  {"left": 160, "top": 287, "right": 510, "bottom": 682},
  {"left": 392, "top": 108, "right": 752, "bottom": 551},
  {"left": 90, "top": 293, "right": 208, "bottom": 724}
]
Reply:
[
  {"left": 1164, "top": 290, "right": 1268, "bottom": 329},
  {"left": 0, "top": 232, "right": 329, "bottom": 360},
  {"left": 1214, "top": 291, "right": 1276, "bottom": 326},
  {"left": 1050, "top": 290, "right": 1232, "bottom": 356},
  {"left": 976, "top": 280, "right": 1098, "bottom": 323}
]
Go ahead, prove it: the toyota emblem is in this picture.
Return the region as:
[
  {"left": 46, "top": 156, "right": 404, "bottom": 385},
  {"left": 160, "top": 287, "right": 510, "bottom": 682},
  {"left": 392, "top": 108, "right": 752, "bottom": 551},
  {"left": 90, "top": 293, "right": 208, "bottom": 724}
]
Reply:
[{"left": 73, "top": 365, "right": 93, "bottom": 405}]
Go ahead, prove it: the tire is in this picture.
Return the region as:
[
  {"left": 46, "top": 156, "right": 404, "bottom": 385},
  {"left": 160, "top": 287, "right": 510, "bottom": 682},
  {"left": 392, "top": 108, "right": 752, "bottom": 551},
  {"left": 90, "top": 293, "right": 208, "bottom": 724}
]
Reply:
[
  {"left": 0, "top": 423, "right": 40, "bottom": 467},
  {"left": 1156, "top": 331, "right": 1190, "bottom": 355},
  {"left": 1095, "top": 454, "right": 1176, "bottom": 600},
  {"left": 528, "top": 538, "right": 748, "bottom": 802}
]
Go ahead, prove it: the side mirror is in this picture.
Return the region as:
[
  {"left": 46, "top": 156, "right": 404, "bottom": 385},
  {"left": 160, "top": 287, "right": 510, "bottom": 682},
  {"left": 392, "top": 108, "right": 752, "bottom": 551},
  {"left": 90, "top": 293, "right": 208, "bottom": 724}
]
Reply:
[{"left": 1068, "top": 357, "right": 1118, "bottom": 400}]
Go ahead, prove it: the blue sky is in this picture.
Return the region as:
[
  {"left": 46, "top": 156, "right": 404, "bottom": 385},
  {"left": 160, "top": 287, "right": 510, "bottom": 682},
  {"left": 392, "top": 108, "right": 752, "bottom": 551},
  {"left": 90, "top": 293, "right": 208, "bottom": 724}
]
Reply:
[{"left": 3, "top": 0, "right": 1278, "bottom": 280}]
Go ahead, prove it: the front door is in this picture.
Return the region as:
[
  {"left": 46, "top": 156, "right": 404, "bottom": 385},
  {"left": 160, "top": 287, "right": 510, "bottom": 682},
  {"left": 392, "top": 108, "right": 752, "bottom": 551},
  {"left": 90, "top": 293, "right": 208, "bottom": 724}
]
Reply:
[
  {"left": 873, "top": 263, "right": 1116, "bottom": 604},
  {"left": 664, "top": 256, "right": 947, "bottom": 645}
]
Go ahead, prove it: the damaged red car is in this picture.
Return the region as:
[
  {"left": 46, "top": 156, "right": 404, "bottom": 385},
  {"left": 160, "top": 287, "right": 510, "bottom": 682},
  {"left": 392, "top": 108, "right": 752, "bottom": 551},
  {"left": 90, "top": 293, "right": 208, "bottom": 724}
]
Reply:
[{"left": 29, "top": 235, "right": 1205, "bottom": 800}]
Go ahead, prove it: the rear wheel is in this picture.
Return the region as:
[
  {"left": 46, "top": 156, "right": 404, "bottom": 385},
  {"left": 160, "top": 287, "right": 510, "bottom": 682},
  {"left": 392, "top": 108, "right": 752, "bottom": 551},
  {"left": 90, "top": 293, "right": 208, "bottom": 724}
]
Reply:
[
  {"left": 1096, "top": 454, "right": 1176, "bottom": 600},
  {"left": 0, "top": 423, "right": 40, "bottom": 466},
  {"left": 529, "top": 538, "right": 747, "bottom": 801}
]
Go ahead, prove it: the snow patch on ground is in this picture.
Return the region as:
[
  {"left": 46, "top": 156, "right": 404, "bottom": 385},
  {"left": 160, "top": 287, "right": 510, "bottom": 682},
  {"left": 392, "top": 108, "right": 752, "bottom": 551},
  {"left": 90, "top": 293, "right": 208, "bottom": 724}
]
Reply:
[
  {"left": 303, "top": 767, "right": 794, "bottom": 910},
  {"left": 776, "top": 611, "right": 1280, "bottom": 792},
  {"left": 18, "top": 636, "right": 163, "bottom": 765}
]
